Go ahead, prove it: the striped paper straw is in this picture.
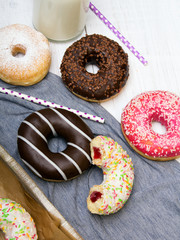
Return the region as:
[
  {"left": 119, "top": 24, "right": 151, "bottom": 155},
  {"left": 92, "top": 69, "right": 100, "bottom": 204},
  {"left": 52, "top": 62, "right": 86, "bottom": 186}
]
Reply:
[
  {"left": 89, "top": 2, "right": 148, "bottom": 65},
  {"left": 0, "top": 87, "right": 105, "bottom": 123}
]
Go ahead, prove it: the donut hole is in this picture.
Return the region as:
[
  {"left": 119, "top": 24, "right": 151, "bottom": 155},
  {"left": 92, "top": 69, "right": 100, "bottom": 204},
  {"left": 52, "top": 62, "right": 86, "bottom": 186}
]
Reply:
[
  {"left": 85, "top": 61, "right": 100, "bottom": 74},
  {"left": 84, "top": 52, "right": 102, "bottom": 74},
  {"left": 48, "top": 136, "right": 67, "bottom": 153},
  {"left": 151, "top": 121, "right": 167, "bottom": 135},
  {"left": 11, "top": 44, "right": 26, "bottom": 58}
]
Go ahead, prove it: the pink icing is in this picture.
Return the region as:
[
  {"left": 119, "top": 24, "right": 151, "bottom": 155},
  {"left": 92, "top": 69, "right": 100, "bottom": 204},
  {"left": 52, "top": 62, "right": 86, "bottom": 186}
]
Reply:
[{"left": 121, "top": 90, "right": 180, "bottom": 159}]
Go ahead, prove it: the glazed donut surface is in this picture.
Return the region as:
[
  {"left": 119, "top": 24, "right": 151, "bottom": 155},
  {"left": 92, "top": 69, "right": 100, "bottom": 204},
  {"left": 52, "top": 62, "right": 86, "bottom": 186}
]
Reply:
[
  {"left": 60, "top": 34, "right": 129, "bottom": 102},
  {"left": 17, "top": 108, "right": 93, "bottom": 181},
  {"left": 0, "top": 24, "right": 51, "bottom": 86},
  {"left": 87, "top": 136, "right": 134, "bottom": 215},
  {"left": 121, "top": 90, "right": 180, "bottom": 161},
  {"left": 0, "top": 198, "right": 37, "bottom": 240}
]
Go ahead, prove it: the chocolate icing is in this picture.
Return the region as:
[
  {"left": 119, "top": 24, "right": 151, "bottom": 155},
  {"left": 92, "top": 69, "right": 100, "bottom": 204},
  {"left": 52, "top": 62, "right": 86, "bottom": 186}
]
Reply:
[
  {"left": 60, "top": 34, "right": 129, "bottom": 102},
  {"left": 17, "top": 108, "right": 93, "bottom": 181}
]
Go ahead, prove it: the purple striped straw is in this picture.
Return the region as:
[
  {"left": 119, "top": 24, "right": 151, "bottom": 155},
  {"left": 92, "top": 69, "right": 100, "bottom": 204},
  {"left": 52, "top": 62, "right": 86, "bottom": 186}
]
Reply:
[
  {"left": 0, "top": 87, "right": 105, "bottom": 123},
  {"left": 89, "top": 2, "right": 148, "bottom": 65}
]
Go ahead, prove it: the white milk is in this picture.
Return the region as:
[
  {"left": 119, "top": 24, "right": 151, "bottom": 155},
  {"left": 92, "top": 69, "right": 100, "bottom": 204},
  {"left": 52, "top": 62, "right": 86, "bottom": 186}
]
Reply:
[{"left": 33, "top": 0, "right": 89, "bottom": 41}]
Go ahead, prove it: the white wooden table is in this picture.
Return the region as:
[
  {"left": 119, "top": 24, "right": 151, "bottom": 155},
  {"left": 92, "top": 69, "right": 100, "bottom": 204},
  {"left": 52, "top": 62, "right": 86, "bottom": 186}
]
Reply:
[{"left": 0, "top": 0, "right": 180, "bottom": 137}]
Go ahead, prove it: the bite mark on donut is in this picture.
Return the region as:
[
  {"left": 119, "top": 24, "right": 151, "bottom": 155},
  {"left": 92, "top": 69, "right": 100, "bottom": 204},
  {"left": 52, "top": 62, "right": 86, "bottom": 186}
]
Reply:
[{"left": 87, "top": 136, "right": 134, "bottom": 215}]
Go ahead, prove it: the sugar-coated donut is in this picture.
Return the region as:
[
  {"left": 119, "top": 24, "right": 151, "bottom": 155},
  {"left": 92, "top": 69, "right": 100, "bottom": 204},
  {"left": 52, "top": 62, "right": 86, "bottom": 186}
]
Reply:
[
  {"left": 87, "top": 136, "right": 134, "bottom": 215},
  {"left": 17, "top": 108, "right": 93, "bottom": 181},
  {"left": 0, "top": 24, "right": 51, "bottom": 86},
  {"left": 121, "top": 90, "right": 180, "bottom": 161},
  {"left": 60, "top": 34, "right": 129, "bottom": 102},
  {"left": 0, "top": 198, "right": 37, "bottom": 240}
]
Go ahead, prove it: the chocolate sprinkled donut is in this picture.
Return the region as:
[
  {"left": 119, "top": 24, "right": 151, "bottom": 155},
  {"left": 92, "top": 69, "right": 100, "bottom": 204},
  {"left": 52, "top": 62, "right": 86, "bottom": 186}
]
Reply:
[
  {"left": 17, "top": 108, "right": 93, "bottom": 181},
  {"left": 60, "top": 34, "right": 129, "bottom": 102}
]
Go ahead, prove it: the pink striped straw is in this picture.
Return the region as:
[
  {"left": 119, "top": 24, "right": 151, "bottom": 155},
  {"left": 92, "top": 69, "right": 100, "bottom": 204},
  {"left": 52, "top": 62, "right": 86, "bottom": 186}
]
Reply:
[
  {"left": 89, "top": 2, "right": 148, "bottom": 65},
  {"left": 0, "top": 87, "right": 105, "bottom": 123}
]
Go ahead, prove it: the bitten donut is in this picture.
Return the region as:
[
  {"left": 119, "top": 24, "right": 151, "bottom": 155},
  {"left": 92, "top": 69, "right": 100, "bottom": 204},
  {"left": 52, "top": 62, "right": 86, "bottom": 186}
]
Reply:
[
  {"left": 87, "top": 136, "right": 134, "bottom": 215},
  {"left": 17, "top": 108, "right": 93, "bottom": 181},
  {"left": 60, "top": 34, "right": 129, "bottom": 102},
  {"left": 0, "top": 24, "right": 51, "bottom": 86},
  {"left": 121, "top": 90, "right": 180, "bottom": 161},
  {"left": 0, "top": 198, "right": 37, "bottom": 240}
]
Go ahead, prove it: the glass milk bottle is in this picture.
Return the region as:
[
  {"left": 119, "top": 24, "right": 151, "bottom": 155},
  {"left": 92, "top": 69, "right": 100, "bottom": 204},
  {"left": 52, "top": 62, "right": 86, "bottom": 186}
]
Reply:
[{"left": 33, "top": 0, "right": 89, "bottom": 41}]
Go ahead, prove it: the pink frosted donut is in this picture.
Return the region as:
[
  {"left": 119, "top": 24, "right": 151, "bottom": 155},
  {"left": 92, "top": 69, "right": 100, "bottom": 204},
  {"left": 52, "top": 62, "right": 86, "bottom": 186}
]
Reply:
[{"left": 121, "top": 90, "right": 180, "bottom": 161}]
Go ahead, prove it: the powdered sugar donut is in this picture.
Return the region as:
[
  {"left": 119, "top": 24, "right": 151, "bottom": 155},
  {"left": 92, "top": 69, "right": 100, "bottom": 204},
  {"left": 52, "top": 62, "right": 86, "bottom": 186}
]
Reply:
[
  {"left": 0, "top": 198, "right": 38, "bottom": 239},
  {"left": 87, "top": 136, "right": 134, "bottom": 215},
  {"left": 0, "top": 24, "right": 51, "bottom": 86},
  {"left": 121, "top": 90, "right": 180, "bottom": 161}
]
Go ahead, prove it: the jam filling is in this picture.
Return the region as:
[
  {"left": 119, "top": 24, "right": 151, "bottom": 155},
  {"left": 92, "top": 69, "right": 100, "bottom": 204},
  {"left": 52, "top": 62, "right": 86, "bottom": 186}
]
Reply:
[
  {"left": 90, "top": 191, "right": 102, "bottom": 203},
  {"left": 93, "top": 147, "right": 101, "bottom": 159}
]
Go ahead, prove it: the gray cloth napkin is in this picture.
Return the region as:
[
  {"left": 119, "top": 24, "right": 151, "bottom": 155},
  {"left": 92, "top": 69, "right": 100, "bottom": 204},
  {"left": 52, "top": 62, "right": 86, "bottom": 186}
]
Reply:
[{"left": 0, "top": 72, "right": 180, "bottom": 240}]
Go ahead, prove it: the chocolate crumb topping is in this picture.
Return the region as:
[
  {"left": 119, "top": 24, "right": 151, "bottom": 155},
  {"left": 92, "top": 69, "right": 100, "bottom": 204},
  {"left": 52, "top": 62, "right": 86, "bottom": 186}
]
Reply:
[{"left": 60, "top": 34, "right": 129, "bottom": 102}]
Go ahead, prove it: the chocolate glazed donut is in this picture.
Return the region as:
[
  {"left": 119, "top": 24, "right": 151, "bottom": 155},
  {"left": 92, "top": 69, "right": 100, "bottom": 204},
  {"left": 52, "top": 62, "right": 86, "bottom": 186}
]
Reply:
[
  {"left": 17, "top": 108, "right": 94, "bottom": 181},
  {"left": 60, "top": 34, "right": 129, "bottom": 102}
]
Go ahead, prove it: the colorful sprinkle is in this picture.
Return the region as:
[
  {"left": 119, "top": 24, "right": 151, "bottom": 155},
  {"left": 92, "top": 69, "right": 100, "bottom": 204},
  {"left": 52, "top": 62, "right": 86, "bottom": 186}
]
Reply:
[
  {"left": 0, "top": 198, "right": 38, "bottom": 240},
  {"left": 88, "top": 136, "right": 134, "bottom": 215},
  {"left": 121, "top": 90, "right": 180, "bottom": 160}
]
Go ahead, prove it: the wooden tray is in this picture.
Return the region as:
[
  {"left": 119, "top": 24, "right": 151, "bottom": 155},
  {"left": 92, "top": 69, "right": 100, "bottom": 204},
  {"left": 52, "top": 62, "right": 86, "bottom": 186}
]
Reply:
[{"left": 0, "top": 145, "right": 83, "bottom": 240}]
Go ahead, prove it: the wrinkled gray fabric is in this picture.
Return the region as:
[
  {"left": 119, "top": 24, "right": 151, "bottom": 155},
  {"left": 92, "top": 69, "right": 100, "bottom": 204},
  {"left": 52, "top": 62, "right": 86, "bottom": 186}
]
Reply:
[{"left": 0, "top": 72, "right": 180, "bottom": 240}]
